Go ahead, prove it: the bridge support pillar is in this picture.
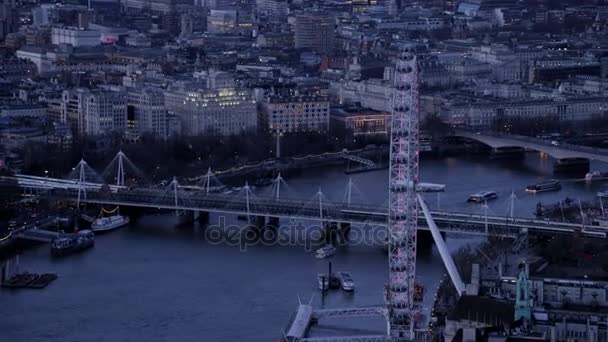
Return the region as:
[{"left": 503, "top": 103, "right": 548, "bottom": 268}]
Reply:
[
  {"left": 2, "top": 261, "right": 10, "bottom": 283},
  {"left": 323, "top": 222, "right": 339, "bottom": 245},
  {"left": 194, "top": 210, "right": 209, "bottom": 224},
  {"left": 178, "top": 211, "right": 195, "bottom": 226},
  {"left": 417, "top": 230, "right": 434, "bottom": 252},
  {"left": 261, "top": 217, "right": 280, "bottom": 242},
  {"left": 490, "top": 146, "right": 525, "bottom": 159},
  {"left": 554, "top": 158, "right": 590, "bottom": 175},
  {"left": 266, "top": 217, "right": 280, "bottom": 230},
  {"left": 122, "top": 206, "right": 144, "bottom": 222},
  {"left": 248, "top": 216, "right": 266, "bottom": 230},
  {"left": 338, "top": 223, "right": 351, "bottom": 242}
]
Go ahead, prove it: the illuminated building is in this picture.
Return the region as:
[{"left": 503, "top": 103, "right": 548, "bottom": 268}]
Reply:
[
  {"left": 165, "top": 88, "right": 257, "bottom": 136},
  {"left": 207, "top": 9, "right": 237, "bottom": 34},
  {"left": 331, "top": 107, "right": 390, "bottom": 137},
  {"left": 261, "top": 94, "right": 330, "bottom": 133}
]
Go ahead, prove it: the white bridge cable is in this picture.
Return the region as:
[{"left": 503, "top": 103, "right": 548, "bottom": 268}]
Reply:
[
  {"left": 259, "top": 173, "right": 298, "bottom": 200},
  {"left": 66, "top": 159, "right": 105, "bottom": 184},
  {"left": 291, "top": 188, "right": 339, "bottom": 225},
  {"left": 198, "top": 167, "right": 226, "bottom": 194},
  {"left": 219, "top": 184, "right": 250, "bottom": 212},
  {"left": 220, "top": 182, "right": 269, "bottom": 220},
  {"left": 100, "top": 151, "right": 150, "bottom": 186},
  {"left": 155, "top": 177, "right": 198, "bottom": 216},
  {"left": 342, "top": 177, "right": 373, "bottom": 207}
]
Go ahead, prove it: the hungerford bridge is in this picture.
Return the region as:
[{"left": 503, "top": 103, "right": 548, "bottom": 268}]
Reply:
[{"left": 3, "top": 151, "right": 606, "bottom": 240}]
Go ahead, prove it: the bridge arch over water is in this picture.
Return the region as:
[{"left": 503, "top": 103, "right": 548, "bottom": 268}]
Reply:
[{"left": 452, "top": 131, "right": 608, "bottom": 173}]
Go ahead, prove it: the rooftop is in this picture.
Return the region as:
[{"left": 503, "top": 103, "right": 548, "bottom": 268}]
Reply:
[{"left": 447, "top": 295, "right": 514, "bottom": 325}]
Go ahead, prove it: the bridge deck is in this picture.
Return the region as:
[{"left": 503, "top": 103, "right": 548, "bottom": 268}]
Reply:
[
  {"left": 38, "top": 187, "right": 607, "bottom": 239},
  {"left": 456, "top": 131, "right": 608, "bottom": 162},
  {"left": 285, "top": 304, "right": 314, "bottom": 341}
]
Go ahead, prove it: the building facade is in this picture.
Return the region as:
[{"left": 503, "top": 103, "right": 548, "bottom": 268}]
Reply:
[
  {"left": 294, "top": 11, "right": 335, "bottom": 55},
  {"left": 127, "top": 88, "right": 167, "bottom": 139},
  {"left": 261, "top": 94, "right": 330, "bottom": 133},
  {"left": 256, "top": 0, "right": 288, "bottom": 18},
  {"left": 331, "top": 107, "right": 390, "bottom": 137},
  {"left": 333, "top": 78, "right": 393, "bottom": 112},
  {"left": 441, "top": 97, "right": 608, "bottom": 128},
  {"left": 165, "top": 88, "right": 257, "bottom": 136},
  {"left": 51, "top": 27, "right": 101, "bottom": 47},
  {"left": 84, "top": 91, "right": 127, "bottom": 136},
  {"left": 207, "top": 9, "right": 237, "bottom": 34}
]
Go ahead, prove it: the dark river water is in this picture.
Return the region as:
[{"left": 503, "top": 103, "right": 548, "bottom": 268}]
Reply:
[{"left": 2, "top": 153, "right": 607, "bottom": 342}]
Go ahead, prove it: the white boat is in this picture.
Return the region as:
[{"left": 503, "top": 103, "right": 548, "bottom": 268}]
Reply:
[
  {"left": 526, "top": 180, "right": 561, "bottom": 193},
  {"left": 337, "top": 271, "right": 355, "bottom": 291},
  {"left": 591, "top": 217, "right": 608, "bottom": 228},
  {"left": 91, "top": 215, "right": 130, "bottom": 232},
  {"left": 317, "top": 273, "right": 329, "bottom": 290},
  {"left": 598, "top": 190, "right": 608, "bottom": 198},
  {"left": 315, "top": 245, "right": 336, "bottom": 259},
  {"left": 416, "top": 182, "right": 446, "bottom": 192},
  {"left": 467, "top": 191, "right": 498, "bottom": 203},
  {"left": 585, "top": 171, "right": 608, "bottom": 181}
]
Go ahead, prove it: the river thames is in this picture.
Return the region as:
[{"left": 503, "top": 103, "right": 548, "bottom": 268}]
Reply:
[{"left": 1, "top": 153, "right": 607, "bottom": 341}]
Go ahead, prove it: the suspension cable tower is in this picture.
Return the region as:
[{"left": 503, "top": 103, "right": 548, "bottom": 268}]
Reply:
[
  {"left": 77, "top": 159, "right": 88, "bottom": 206},
  {"left": 116, "top": 150, "right": 125, "bottom": 187},
  {"left": 387, "top": 46, "right": 420, "bottom": 341}
]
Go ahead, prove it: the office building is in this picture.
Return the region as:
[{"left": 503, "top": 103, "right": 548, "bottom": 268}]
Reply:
[
  {"left": 294, "top": 11, "right": 335, "bottom": 55},
  {"left": 262, "top": 94, "right": 330, "bottom": 133},
  {"left": 165, "top": 88, "right": 257, "bottom": 136},
  {"left": 51, "top": 27, "right": 101, "bottom": 47},
  {"left": 127, "top": 88, "right": 167, "bottom": 139},
  {"left": 256, "top": 0, "right": 288, "bottom": 18},
  {"left": 84, "top": 91, "right": 128, "bottom": 136}
]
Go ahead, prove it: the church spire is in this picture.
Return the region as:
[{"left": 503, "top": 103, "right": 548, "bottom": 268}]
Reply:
[{"left": 514, "top": 262, "right": 532, "bottom": 322}]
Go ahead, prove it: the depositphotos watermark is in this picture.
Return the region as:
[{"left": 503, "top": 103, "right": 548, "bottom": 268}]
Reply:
[{"left": 203, "top": 216, "right": 389, "bottom": 252}]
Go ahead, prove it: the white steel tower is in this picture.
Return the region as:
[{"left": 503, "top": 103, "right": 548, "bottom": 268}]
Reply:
[{"left": 387, "top": 47, "right": 419, "bottom": 341}]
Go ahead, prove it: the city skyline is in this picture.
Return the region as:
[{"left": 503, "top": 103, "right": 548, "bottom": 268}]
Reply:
[{"left": 1, "top": 0, "right": 608, "bottom": 341}]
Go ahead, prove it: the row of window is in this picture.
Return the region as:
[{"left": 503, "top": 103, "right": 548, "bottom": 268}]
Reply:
[
  {"left": 270, "top": 103, "right": 328, "bottom": 109},
  {"left": 271, "top": 112, "right": 328, "bottom": 118},
  {"left": 272, "top": 108, "right": 328, "bottom": 114}
]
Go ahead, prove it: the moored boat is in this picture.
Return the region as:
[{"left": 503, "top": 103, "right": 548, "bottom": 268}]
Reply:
[
  {"left": 315, "top": 245, "right": 336, "bottom": 259},
  {"left": 91, "top": 214, "right": 129, "bottom": 233},
  {"left": 416, "top": 182, "right": 446, "bottom": 192},
  {"left": 337, "top": 271, "right": 355, "bottom": 291},
  {"left": 586, "top": 171, "right": 608, "bottom": 181},
  {"left": 467, "top": 191, "right": 497, "bottom": 203},
  {"left": 525, "top": 180, "right": 561, "bottom": 193},
  {"left": 51, "top": 230, "right": 94, "bottom": 257}
]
